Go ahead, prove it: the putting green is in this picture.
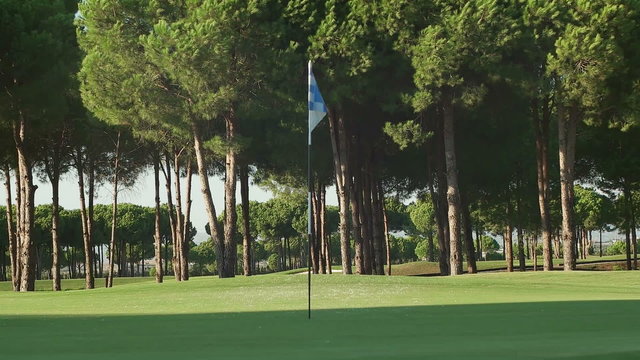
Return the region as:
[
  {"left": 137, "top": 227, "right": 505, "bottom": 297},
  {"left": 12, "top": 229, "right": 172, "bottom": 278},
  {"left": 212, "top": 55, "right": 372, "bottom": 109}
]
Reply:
[{"left": 1, "top": 272, "right": 639, "bottom": 359}]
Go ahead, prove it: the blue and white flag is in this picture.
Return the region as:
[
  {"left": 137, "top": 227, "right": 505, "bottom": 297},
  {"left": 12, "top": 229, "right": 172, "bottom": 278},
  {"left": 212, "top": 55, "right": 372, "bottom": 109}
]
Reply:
[{"left": 308, "top": 61, "right": 327, "bottom": 144}]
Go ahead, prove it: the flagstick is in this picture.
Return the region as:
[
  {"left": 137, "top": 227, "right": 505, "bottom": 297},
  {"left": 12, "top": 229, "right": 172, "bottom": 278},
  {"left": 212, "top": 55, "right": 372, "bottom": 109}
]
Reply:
[{"left": 307, "top": 122, "right": 312, "bottom": 320}]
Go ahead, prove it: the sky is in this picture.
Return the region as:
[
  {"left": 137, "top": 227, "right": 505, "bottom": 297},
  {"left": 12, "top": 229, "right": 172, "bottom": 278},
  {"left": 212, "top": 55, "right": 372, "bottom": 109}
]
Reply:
[{"left": 0, "top": 169, "right": 338, "bottom": 244}]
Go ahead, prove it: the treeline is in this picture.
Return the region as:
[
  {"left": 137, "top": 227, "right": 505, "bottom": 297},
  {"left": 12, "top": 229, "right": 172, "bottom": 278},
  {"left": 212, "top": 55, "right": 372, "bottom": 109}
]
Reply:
[
  {"left": 2, "top": 1, "right": 640, "bottom": 291},
  {"left": 0, "top": 204, "right": 195, "bottom": 282}
]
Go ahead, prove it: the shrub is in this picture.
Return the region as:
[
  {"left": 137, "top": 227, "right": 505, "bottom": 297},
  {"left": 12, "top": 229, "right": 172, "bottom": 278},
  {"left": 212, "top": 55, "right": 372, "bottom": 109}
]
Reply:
[{"left": 606, "top": 240, "right": 626, "bottom": 256}]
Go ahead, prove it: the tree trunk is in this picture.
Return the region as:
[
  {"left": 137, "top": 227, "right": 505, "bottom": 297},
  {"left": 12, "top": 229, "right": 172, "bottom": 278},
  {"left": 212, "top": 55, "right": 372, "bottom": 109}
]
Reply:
[
  {"left": 129, "top": 243, "right": 134, "bottom": 276},
  {"left": 182, "top": 160, "right": 193, "bottom": 280},
  {"left": 224, "top": 113, "right": 238, "bottom": 277},
  {"left": 15, "top": 114, "right": 36, "bottom": 292},
  {"left": 240, "top": 164, "right": 252, "bottom": 276},
  {"left": 503, "top": 201, "right": 513, "bottom": 272},
  {"left": 191, "top": 122, "right": 223, "bottom": 277},
  {"left": 625, "top": 226, "right": 632, "bottom": 270},
  {"left": 517, "top": 227, "right": 526, "bottom": 271},
  {"left": 631, "top": 202, "right": 637, "bottom": 270},
  {"left": 504, "top": 224, "right": 514, "bottom": 272},
  {"left": 371, "top": 179, "right": 385, "bottom": 275},
  {"left": 106, "top": 131, "right": 121, "bottom": 288},
  {"left": 475, "top": 227, "right": 482, "bottom": 260},
  {"left": 623, "top": 181, "right": 634, "bottom": 270},
  {"left": 4, "top": 165, "right": 19, "bottom": 291},
  {"left": 50, "top": 166, "right": 62, "bottom": 291},
  {"left": 558, "top": 102, "right": 577, "bottom": 271},
  {"left": 172, "top": 151, "right": 184, "bottom": 281},
  {"left": 533, "top": 97, "right": 554, "bottom": 271},
  {"left": 75, "top": 148, "right": 94, "bottom": 289},
  {"left": 427, "top": 151, "right": 449, "bottom": 275},
  {"left": 310, "top": 186, "right": 320, "bottom": 274},
  {"left": 321, "top": 186, "right": 331, "bottom": 274},
  {"left": 381, "top": 188, "right": 392, "bottom": 276},
  {"left": 599, "top": 229, "right": 603, "bottom": 257},
  {"left": 531, "top": 235, "right": 538, "bottom": 271},
  {"left": 350, "top": 172, "right": 365, "bottom": 274},
  {"left": 442, "top": 93, "right": 463, "bottom": 275},
  {"left": 461, "top": 194, "right": 477, "bottom": 274},
  {"left": 88, "top": 157, "right": 97, "bottom": 278},
  {"left": 153, "top": 154, "right": 163, "bottom": 283},
  {"left": 161, "top": 153, "right": 177, "bottom": 276},
  {"left": 328, "top": 113, "right": 352, "bottom": 274},
  {"left": 314, "top": 182, "right": 327, "bottom": 274}
]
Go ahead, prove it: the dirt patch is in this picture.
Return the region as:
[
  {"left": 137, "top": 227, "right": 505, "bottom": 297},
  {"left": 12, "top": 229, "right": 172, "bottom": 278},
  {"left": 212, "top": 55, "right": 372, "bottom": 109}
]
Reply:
[{"left": 576, "top": 261, "right": 629, "bottom": 271}]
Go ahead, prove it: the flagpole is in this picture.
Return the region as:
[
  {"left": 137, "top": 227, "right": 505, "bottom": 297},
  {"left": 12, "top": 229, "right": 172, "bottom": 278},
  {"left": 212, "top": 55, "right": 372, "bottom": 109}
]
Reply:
[
  {"left": 307, "top": 108, "right": 312, "bottom": 320},
  {"left": 307, "top": 60, "right": 327, "bottom": 319}
]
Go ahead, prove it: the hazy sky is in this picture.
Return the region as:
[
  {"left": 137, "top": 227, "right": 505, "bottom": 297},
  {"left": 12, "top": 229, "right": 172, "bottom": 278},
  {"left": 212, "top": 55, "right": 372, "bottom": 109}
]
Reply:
[{"left": 0, "top": 169, "right": 338, "bottom": 243}]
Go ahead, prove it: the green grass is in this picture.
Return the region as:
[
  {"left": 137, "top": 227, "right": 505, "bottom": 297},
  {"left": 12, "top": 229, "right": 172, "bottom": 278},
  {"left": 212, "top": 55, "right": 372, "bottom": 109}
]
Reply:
[
  {"left": 391, "top": 254, "right": 631, "bottom": 276},
  {"left": 1, "top": 272, "right": 640, "bottom": 359},
  {"left": 0, "top": 276, "right": 159, "bottom": 292}
]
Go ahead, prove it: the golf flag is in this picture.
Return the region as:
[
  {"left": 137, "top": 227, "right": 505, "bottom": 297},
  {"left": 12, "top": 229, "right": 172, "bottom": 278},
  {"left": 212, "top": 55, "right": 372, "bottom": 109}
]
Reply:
[{"left": 308, "top": 61, "right": 327, "bottom": 145}]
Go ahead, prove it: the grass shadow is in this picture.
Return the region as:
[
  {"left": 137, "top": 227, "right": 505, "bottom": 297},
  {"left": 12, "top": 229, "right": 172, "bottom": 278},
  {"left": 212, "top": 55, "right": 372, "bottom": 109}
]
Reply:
[{"left": 1, "top": 300, "right": 639, "bottom": 359}]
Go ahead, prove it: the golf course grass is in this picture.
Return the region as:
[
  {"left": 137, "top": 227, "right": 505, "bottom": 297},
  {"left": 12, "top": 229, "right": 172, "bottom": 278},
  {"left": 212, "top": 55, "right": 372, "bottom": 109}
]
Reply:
[
  {"left": 390, "top": 254, "right": 630, "bottom": 276},
  {"left": 1, "top": 271, "right": 639, "bottom": 359}
]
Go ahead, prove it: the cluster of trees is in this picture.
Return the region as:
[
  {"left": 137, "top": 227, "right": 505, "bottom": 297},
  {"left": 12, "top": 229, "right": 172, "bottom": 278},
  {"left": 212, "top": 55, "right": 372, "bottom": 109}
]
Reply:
[
  {"left": 2, "top": 1, "right": 640, "bottom": 292},
  {"left": 0, "top": 203, "right": 194, "bottom": 282}
]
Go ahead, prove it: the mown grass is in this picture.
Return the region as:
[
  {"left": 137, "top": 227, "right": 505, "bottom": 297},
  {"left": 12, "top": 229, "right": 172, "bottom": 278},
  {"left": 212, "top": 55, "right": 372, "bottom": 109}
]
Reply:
[
  {"left": 391, "top": 254, "right": 630, "bottom": 276},
  {"left": 0, "top": 276, "right": 158, "bottom": 292},
  {"left": 1, "top": 272, "right": 640, "bottom": 359}
]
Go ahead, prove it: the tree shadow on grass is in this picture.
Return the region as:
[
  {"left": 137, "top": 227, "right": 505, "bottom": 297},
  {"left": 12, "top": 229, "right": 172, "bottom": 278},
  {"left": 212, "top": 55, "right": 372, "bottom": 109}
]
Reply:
[{"left": 1, "top": 300, "right": 639, "bottom": 360}]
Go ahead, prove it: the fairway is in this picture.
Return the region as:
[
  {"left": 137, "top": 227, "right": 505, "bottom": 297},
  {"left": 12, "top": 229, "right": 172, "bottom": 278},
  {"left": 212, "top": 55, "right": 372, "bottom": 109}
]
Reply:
[{"left": 2, "top": 272, "right": 640, "bottom": 359}]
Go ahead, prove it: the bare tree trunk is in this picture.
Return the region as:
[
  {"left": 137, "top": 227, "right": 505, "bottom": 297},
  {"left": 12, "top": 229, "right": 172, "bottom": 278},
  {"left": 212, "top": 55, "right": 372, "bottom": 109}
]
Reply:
[
  {"left": 599, "top": 229, "right": 603, "bottom": 257},
  {"left": 558, "top": 102, "right": 577, "bottom": 271},
  {"left": 321, "top": 186, "right": 331, "bottom": 274},
  {"left": 461, "top": 195, "right": 477, "bottom": 274},
  {"left": 224, "top": 114, "right": 238, "bottom": 277},
  {"left": 533, "top": 98, "right": 554, "bottom": 271},
  {"left": 625, "top": 226, "right": 632, "bottom": 270},
  {"left": 380, "top": 187, "right": 392, "bottom": 276},
  {"left": 504, "top": 224, "right": 514, "bottom": 272},
  {"left": 427, "top": 151, "right": 449, "bottom": 275},
  {"left": 623, "top": 181, "right": 635, "bottom": 270},
  {"left": 531, "top": 235, "right": 538, "bottom": 271},
  {"left": 153, "top": 154, "right": 163, "bottom": 283},
  {"left": 161, "top": 153, "right": 177, "bottom": 277},
  {"left": 15, "top": 115, "right": 36, "bottom": 291},
  {"left": 50, "top": 166, "right": 62, "bottom": 291},
  {"left": 361, "top": 160, "right": 378, "bottom": 274},
  {"left": 504, "top": 200, "right": 513, "bottom": 272},
  {"left": 554, "top": 229, "right": 561, "bottom": 259},
  {"left": 517, "top": 227, "right": 526, "bottom": 271},
  {"left": 316, "top": 184, "right": 326, "bottom": 274},
  {"left": 356, "top": 173, "right": 373, "bottom": 274},
  {"left": 182, "top": 160, "right": 192, "bottom": 280},
  {"left": 442, "top": 94, "right": 463, "bottom": 275},
  {"left": 328, "top": 113, "right": 352, "bottom": 274},
  {"left": 350, "top": 173, "right": 365, "bottom": 274},
  {"left": 371, "top": 179, "right": 385, "bottom": 275},
  {"left": 173, "top": 151, "right": 184, "bottom": 281},
  {"left": 631, "top": 203, "right": 637, "bottom": 270},
  {"left": 312, "top": 184, "right": 323, "bottom": 274},
  {"left": 192, "top": 122, "right": 223, "bottom": 276},
  {"left": 75, "top": 149, "right": 94, "bottom": 289},
  {"left": 88, "top": 157, "right": 97, "bottom": 278},
  {"left": 14, "top": 155, "right": 22, "bottom": 289},
  {"left": 106, "top": 131, "right": 121, "bottom": 288},
  {"left": 240, "top": 164, "right": 252, "bottom": 276},
  {"left": 4, "top": 165, "right": 19, "bottom": 291},
  {"left": 310, "top": 186, "right": 320, "bottom": 274}
]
